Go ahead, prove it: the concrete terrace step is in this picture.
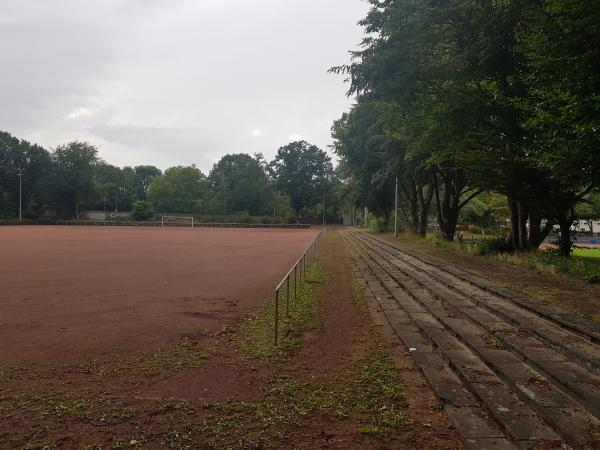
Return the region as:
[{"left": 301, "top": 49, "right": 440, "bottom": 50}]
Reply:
[
  {"left": 355, "top": 232, "right": 600, "bottom": 421},
  {"left": 348, "top": 247, "right": 518, "bottom": 450},
  {"left": 345, "top": 230, "right": 600, "bottom": 449}
]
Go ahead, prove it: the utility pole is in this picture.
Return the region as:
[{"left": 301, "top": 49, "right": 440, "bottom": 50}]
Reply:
[
  {"left": 322, "top": 197, "right": 326, "bottom": 228},
  {"left": 394, "top": 175, "right": 399, "bottom": 237},
  {"left": 18, "top": 168, "right": 22, "bottom": 221},
  {"left": 364, "top": 206, "right": 368, "bottom": 227}
]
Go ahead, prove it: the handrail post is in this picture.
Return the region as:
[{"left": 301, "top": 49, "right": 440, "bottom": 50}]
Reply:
[
  {"left": 286, "top": 276, "right": 290, "bottom": 318},
  {"left": 274, "top": 289, "right": 279, "bottom": 345},
  {"left": 272, "top": 232, "right": 323, "bottom": 346}
]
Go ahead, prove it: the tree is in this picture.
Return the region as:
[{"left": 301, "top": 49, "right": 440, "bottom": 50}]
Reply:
[
  {"left": 332, "top": 0, "right": 600, "bottom": 254},
  {"left": 135, "top": 165, "right": 162, "bottom": 196},
  {"left": 517, "top": 0, "right": 600, "bottom": 256},
  {"left": 331, "top": 0, "right": 494, "bottom": 238},
  {"left": 131, "top": 200, "right": 154, "bottom": 221},
  {"left": 208, "top": 153, "right": 274, "bottom": 215},
  {"left": 147, "top": 165, "right": 209, "bottom": 213},
  {"left": 576, "top": 193, "right": 600, "bottom": 235},
  {"left": 0, "top": 131, "right": 53, "bottom": 218},
  {"left": 270, "top": 141, "right": 334, "bottom": 218},
  {"left": 332, "top": 102, "right": 398, "bottom": 230},
  {"left": 94, "top": 163, "right": 122, "bottom": 212},
  {"left": 52, "top": 141, "right": 99, "bottom": 219}
]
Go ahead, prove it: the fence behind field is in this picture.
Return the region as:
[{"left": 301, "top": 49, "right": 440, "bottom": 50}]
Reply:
[
  {"left": 273, "top": 228, "right": 325, "bottom": 345},
  {"left": 0, "top": 219, "right": 311, "bottom": 230}
]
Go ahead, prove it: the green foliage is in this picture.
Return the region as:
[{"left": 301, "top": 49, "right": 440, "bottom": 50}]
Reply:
[
  {"left": 231, "top": 261, "right": 324, "bottom": 360},
  {"left": 148, "top": 165, "right": 210, "bottom": 213},
  {"left": 496, "top": 250, "right": 600, "bottom": 285},
  {"left": 0, "top": 131, "right": 53, "bottom": 218},
  {"left": 472, "top": 236, "right": 513, "bottom": 256},
  {"left": 370, "top": 216, "right": 390, "bottom": 233},
  {"left": 52, "top": 141, "right": 100, "bottom": 218},
  {"left": 134, "top": 165, "right": 162, "bottom": 195},
  {"left": 271, "top": 141, "right": 335, "bottom": 217},
  {"left": 131, "top": 201, "right": 154, "bottom": 221},
  {"left": 208, "top": 153, "right": 275, "bottom": 215},
  {"left": 425, "top": 233, "right": 600, "bottom": 284},
  {"left": 0, "top": 130, "right": 314, "bottom": 221},
  {"left": 332, "top": 0, "right": 600, "bottom": 254}
]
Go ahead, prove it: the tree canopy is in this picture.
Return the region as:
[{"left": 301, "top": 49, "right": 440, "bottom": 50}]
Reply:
[
  {"left": 331, "top": 0, "right": 600, "bottom": 256},
  {"left": 0, "top": 130, "right": 336, "bottom": 222},
  {"left": 270, "top": 141, "right": 335, "bottom": 218}
]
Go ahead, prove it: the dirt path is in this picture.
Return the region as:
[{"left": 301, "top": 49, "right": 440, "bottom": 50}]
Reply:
[
  {"left": 0, "top": 228, "right": 461, "bottom": 449},
  {"left": 344, "top": 228, "right": 600, "bottom": 449},
  {"left": 276, "top": 227, "right": 461, "bottom": 449}
]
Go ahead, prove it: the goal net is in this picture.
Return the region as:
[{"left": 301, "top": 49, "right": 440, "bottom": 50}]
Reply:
[{"left": 161, "top": 216, "right": 195, "bottom": 228}]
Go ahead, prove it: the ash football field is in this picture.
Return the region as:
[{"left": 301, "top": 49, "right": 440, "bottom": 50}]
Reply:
[{"left": 0, "top": 226, "right": 319, "bottom": 365}]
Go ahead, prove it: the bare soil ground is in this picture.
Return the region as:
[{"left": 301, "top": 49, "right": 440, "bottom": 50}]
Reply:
[
  {"left": 0, "top": 226, "right": 319, "bottom": 364},
  {"left": 0, "top": 227, "right": 461, "bottom": 449}
]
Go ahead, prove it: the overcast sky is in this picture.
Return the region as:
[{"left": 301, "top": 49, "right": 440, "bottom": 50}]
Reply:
[{"left": 0, "top": 0, "right": 369, "bottom": 172}]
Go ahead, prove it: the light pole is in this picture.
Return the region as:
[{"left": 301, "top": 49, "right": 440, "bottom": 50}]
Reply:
[
  {"left": 394, "top": 175, "right": 399, "bottom": 237},
  {"left": 18, "top": 167, "right": 22, "bottom": 221}
]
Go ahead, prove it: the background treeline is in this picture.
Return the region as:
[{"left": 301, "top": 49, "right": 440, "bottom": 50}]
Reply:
[
  {"left": 0, "top": 132, "right": 338, "bottom": 222},
  {"left": 331, "top": 0, "right": 599, "bottom": 257}
]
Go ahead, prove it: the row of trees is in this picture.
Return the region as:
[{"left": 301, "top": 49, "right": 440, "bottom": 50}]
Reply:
[
  {"left": 331, "top": 0, "right": 599, "bottom": 256},
  {"left": 0, "top": 131, "right": 336, "bottom": 221}
]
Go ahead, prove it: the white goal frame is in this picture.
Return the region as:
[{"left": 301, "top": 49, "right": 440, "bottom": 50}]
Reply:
[{"left": 161, "top": 215, "right": 194, "bottom": 228}]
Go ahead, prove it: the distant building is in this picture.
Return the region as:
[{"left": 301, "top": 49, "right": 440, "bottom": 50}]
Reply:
[
  {"left": 81, "top": 210, "right": 130, "bottom": 221},
  {"left": 573, "top": 220, "right": 600, "bottom": 234}
]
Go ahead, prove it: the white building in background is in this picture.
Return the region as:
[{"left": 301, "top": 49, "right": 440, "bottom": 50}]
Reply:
[
  {"left": 81, "top": 210, "right": 130, "bottom": 221},
  {"left": 574, "top": 220, "right": 600, "bottom": 234}
]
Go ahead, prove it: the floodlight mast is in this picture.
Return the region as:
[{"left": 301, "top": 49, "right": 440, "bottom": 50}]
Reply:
[
  {"left": 18, "top": 167, "right": 22, "bottom": 221},
  {"left": 394, "top": 175, "right": 398, "bottom": 237}
]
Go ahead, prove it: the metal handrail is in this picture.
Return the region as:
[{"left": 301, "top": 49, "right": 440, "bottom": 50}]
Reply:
[{"left": 273, "top": 228, "right": 325, "bottom": 345}]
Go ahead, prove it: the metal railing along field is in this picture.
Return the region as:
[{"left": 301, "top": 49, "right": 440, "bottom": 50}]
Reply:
[{"left": 273, "top": 228, "right": 325, "bottom": 345}]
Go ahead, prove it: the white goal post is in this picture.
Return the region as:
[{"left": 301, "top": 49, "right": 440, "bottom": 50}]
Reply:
[{"left": 161, "top": 216, "right": 195, "bottom": 228}]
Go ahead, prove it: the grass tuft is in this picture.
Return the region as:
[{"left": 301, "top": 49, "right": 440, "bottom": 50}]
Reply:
[
  {"left": 230, "top": 261, "right": 325, "bottom": 360},
  {"left": 494, "top": 250, "right": 600, "bottom": 283}
]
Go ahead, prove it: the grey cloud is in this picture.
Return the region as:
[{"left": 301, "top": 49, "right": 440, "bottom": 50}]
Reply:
[{"left": 1, "top": 0, "right": 369, "bottom": 172}]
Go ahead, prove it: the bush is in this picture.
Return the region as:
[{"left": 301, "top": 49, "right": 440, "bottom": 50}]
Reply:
[
  {"left": 131, "top": 201, "right": 154, "bottom": 221},
  {"left": 474, "top": 236, "right": 513, "bottom": 255},
  {"left": 370, "top": 217, "right": 389, "bottom": 233}
]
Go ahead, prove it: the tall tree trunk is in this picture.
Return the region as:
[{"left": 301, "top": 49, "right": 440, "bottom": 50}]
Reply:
[
  {"left": 528, "top": 215, "right": 554, "bottom": 249},
  {"left": 416, "top": 178, "right": 433, "bottom": 237},
  {"left": 435, "top": 169, "right": 479, "bottom": 242},
  {"left": 517, "top": 201, "right": 528, "bottom": 250},
  {"left": 508, "top": 197, "right": 519, "bottom": 250},
  {"left": 434, "top": 178, "right": 445, "bottom": 238},
  {"left": 400, "top": 177, "right": 419, "bottom": 233},
  {"left": 528, "top": 214, "right": 542, "bottom": 249},
  {"left": 558, "top": 217, "right": 572, "bottom": 257}
]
